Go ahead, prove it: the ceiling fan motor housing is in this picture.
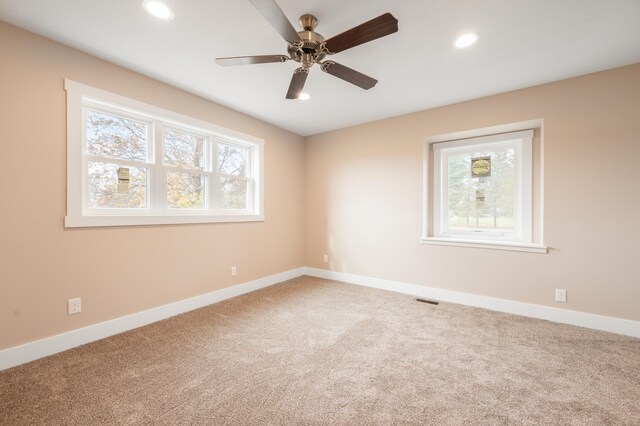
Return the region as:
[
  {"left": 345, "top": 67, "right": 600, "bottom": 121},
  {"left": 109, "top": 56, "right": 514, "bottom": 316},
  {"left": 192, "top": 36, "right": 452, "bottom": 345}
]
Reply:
[{"left": 287, "top": 14, "right": 326, "bottom": 68}]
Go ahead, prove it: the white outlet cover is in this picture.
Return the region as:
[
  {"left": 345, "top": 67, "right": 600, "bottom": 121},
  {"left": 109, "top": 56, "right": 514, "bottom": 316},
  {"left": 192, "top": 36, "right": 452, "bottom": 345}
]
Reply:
[
  {"left": 68, "top": 297, "right": 82, "bottom": 314},
  {"left": 555, "top": 289, "right": 567, "bottom": 303}
]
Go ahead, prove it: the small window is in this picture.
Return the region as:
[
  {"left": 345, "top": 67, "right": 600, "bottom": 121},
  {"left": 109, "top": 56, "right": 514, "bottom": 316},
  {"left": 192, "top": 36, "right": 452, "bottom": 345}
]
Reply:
[
  {"left": 434, "top": 130, "right": 532, "bottom": 242},
  {"left": 65, "top": 80, "right": 264, "bottom": 227},
  {"left": 423, "top": 124, "right": 546, "bottom": 253}
]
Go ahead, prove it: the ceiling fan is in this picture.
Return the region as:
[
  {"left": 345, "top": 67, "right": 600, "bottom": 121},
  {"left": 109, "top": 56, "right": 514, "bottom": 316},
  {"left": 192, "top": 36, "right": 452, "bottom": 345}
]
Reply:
[{"left": 215, "top": 0, "right": 398, "bottom": 99}]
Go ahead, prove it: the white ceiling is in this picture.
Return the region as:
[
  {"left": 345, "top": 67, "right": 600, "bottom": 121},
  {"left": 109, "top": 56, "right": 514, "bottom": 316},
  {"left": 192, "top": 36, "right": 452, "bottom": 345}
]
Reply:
[{"left": 1, "top": 0, "right": 639, "bottom": 136}]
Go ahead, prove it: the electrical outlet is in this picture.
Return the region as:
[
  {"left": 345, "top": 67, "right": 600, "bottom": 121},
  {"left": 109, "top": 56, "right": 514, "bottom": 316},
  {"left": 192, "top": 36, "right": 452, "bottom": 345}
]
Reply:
[
  {"left": 231, "top": 266, "right": 237, "bottom": 277},
  {"left": 323, "top": 254, "right": 329, "bottom": 263},
  {"left": 555, "top": 289, "right": 567, "bottom": 303},
  {"left": 68, "top": 297, "right": 81, "bottom": 315}
]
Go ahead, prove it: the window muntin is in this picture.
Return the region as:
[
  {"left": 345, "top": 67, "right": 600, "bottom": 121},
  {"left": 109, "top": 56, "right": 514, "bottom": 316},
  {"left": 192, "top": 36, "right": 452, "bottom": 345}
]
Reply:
[
  {"left": 65, "top": 79, "right": 264, "bottom": 227},
  {"left": 433, "top": 130, "right": 532, "bottom": 244}
]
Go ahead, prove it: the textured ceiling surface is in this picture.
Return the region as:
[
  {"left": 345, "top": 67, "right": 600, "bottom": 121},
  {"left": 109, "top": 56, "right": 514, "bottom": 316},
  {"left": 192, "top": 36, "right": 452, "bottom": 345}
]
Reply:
[{"left": 1, "top": 0, "right": 639, "bottom": 135}]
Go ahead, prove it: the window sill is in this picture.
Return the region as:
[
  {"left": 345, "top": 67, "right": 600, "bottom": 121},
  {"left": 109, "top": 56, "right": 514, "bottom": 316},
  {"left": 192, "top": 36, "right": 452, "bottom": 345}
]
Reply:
[
  {"left": 65, "top": 214, "right": 265, "bottom": 228},
  {"left": 421, "top": 237, "right": 548, "bottom": 253}
]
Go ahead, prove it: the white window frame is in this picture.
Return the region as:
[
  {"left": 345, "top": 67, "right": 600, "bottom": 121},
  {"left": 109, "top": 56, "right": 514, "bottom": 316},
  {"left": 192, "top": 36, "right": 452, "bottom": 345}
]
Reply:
[
  {"left": 422, "top": 121, "right": 547, "bottom": 253},
  {"left": 65, "top": 79, "right": 264, "bottom": 227},
  {"left": 433, "top": 131, "right": 532, "bottom": 242}
]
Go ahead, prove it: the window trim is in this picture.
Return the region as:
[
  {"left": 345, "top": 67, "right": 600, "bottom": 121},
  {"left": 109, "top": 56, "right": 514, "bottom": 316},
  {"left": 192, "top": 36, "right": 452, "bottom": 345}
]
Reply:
[
  {"left": 422, "top": 120, "right": 547, "bottom": 253},
  {"left": 65, "top": 79, "right": 264, "bottom": 228}
]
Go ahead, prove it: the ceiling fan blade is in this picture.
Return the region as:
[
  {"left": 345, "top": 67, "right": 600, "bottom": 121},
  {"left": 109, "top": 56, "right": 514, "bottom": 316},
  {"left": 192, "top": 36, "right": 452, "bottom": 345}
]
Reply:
[
  {"left": 323, "top": 13, "right": 398, "bottom": 54},
  {"left": 321, "top": 61, "right": 377, "bottom": 90},
  {"left": 286, "top": 68, "right": 309, "bottom": 99},
  {"left": 249, "top": 0, "right": 301, "bottom": 43},
  {"left": 215, "top": 55, "right": 289, "bottom": 66}
]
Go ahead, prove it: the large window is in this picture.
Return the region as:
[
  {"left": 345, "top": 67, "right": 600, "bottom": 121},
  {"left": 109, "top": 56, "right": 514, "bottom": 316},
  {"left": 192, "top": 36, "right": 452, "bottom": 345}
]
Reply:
[
  {"left": 65, "top": 80, "right": 264, "bottom": 227},
  {"left": 423, "top": 123, "right": 546, "bottom": 253}
]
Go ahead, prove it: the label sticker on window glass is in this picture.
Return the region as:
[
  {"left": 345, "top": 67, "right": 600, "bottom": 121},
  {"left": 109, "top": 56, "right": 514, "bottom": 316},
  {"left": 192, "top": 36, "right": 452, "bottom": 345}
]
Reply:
[
  {"left": 117, "top": 167, "right": 130, "bottom": 194},
  {"left": 471, "top": 157, "right": 491, "bottom": 177}
]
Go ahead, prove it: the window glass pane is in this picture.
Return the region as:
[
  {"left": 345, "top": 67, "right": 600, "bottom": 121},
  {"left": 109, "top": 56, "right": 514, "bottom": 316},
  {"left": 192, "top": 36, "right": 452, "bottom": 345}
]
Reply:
[
  {"left": 164, "top": 129, "right": 206, "bottom": 170},
  {"left": 447, "top": 147, "right": 515, "bottom": 231},
  {"left": 218, "top": 143, "right": 248, "bottom": 176},
  {"left": 85, "top": 110, "right": 148, "bottom": 162},
  {"left": 167, "top": 172, "right": 207, "bottom": 209},
  {"left": 88, "top": 162, "right": 147, "bottom": 209},
  {"left": 220, "top": 178, "right": 248, "bottom": 209}
]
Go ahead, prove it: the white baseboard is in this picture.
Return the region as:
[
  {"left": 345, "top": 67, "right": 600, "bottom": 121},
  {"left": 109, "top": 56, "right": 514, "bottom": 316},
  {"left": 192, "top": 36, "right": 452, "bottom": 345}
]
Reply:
[
  {"left": 3, "top": 266, "right": 637, "bottom": 371},
  {"left": 305, "top": 268, "right": 640, "bottom": 339},
  {"left": 0, "top": 268, "right": 306, "bottom": 371}
]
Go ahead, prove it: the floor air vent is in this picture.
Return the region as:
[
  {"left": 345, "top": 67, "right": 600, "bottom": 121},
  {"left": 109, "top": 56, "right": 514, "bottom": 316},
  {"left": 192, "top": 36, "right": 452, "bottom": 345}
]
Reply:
[{"left": 415, "top": 298, "right": 439, "bottom": 305}]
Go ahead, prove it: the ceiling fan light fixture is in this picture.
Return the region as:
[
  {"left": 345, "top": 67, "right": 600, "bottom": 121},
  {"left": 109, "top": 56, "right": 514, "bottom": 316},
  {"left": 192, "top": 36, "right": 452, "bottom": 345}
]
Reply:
[
  {"left": 454, "top": 32, "right": 479, "bottom": 49},
  {"left": 298, "top": 93, "right": 311, "bottom": 101},
  {"left": 142, "top": 0, "right": 174, "bottom": 21}
]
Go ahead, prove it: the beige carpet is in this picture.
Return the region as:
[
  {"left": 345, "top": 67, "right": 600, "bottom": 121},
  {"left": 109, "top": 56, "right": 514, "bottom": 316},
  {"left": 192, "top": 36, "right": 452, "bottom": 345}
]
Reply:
[{"left": 1, "top": 276, "right": 639, "bottom": 425}]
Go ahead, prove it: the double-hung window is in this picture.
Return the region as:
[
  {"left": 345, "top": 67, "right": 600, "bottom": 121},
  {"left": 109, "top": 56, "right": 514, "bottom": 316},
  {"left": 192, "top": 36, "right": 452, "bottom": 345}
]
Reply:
[
  {"left": 65, "top": 80, "right": 264, "bottom": 227},
  {"left": 423, "top": 124, "right": 546, "bottom": 253}
]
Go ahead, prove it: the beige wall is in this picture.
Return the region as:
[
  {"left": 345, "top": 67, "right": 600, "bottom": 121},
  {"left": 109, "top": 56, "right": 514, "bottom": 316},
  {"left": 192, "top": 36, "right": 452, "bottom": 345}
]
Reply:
[
  {"left": 2, "top": 19, "right": 639, "bottom": 353},
  {"left": 0, "top": 22, "right": 305, "bottom": 350},
  {"left": 306, "top": 63, "right": 640, "bottom": 321}
]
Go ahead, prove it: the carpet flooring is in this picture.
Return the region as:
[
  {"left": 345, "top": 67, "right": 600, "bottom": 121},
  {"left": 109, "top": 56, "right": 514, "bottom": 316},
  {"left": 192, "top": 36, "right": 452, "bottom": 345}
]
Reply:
[{"left": 1, "top": 276, "right": 639, "bottom": 425}]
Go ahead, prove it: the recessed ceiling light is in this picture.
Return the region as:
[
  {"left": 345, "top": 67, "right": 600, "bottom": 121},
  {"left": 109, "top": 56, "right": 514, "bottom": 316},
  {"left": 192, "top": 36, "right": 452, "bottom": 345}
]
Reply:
[
  {"left": 454, "top": 33, "right": 479, "bottom": 49},
  {"left": 298, "top": 93, "right": 311, "bottom": 101},
  {"left": 142, "top": 0, "right": 174, "bottom": 21}
]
